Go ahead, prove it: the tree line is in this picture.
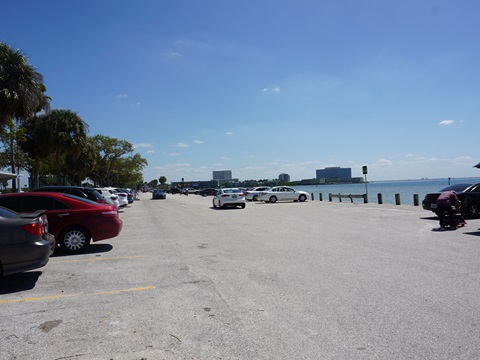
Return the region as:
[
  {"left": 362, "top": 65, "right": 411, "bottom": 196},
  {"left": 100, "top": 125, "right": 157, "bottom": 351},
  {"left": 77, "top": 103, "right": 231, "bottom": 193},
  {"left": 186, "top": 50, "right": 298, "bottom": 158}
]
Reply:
[{"left": 0, "top": 42, "right": 147, "bottom": 191}]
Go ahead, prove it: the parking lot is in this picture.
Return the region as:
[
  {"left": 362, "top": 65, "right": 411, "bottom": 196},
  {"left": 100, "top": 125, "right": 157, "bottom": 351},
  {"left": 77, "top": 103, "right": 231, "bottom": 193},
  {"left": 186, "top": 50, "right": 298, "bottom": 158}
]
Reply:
[{"left": 2, "top": 192, "right": 480, "bottom": 359}]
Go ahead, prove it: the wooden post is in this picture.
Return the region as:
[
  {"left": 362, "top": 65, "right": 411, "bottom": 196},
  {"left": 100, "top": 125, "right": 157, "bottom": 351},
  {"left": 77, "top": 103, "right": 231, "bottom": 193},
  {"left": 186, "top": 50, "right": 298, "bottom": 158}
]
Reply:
[
  {"left": 363, "top": 194, "right": 368, "bottom": 203},
  {"left": 377, "top": 193, "right": 383, "bottom": 204},
  {"left": 319, "top": 193, "right": 323, "bottom": 201},
  {"left": 311, "top": 193, "right": 314, "bottom": 201},
  {"left": 328, "top": 193, "right": 332, "bottom": 202},
  {"left": 395, "top": 193, "right": 401, "bottom": 205},
  {"left": 338, "top": 193, "right": 342, "bottom": 202},
  {"left": 413, "top": 194, "right": 419, "bottom": 206}
]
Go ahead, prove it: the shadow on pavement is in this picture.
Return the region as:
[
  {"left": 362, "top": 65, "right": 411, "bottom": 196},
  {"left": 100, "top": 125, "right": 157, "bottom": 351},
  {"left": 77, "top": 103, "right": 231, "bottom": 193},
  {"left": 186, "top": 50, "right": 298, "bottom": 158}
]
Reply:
[
  {"left": 51, "top": 243, "right": 114, "bottom": 257},
  {"left": 0, "top": 271, "right": 42, "bottom": 294}
]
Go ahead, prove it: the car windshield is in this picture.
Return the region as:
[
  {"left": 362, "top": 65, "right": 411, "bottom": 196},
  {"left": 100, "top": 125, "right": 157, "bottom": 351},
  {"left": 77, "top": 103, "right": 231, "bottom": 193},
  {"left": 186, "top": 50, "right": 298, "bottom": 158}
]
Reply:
[
  {"left": 223, "top": 189, "right": 241, "bottom": 193},
  {"left": 439, "top": 184, "right": 473, "bottom": 193}
]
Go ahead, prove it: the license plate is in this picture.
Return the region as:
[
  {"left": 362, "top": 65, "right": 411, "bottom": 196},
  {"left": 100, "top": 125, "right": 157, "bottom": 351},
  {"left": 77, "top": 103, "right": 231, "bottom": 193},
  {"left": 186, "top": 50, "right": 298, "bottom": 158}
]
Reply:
[
  {"left": 232, "top": 195, "right": 237, "bottom": 198},
  {"left": 431, "top": 204, "right": 437, "bottom": 209}
]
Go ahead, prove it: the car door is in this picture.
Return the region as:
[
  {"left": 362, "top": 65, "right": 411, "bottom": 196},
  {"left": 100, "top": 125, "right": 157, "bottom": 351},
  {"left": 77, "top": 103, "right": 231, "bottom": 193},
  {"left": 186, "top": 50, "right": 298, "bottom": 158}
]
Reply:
[{"left": 283, "top": 187, "right": 296, "bottom": 201}]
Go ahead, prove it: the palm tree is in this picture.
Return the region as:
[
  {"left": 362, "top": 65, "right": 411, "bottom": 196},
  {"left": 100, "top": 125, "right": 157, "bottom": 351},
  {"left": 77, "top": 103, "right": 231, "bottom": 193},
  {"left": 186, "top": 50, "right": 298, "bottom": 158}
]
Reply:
[
  {"left": 0, "top": 42, "right": 49, "bottom": 125},
  {"left": 0, "top": 42, "right": 50, "bottom": 191},
  {"left": 18, "top": 114, "right": 52, "bottom": 188},
  {"left": 43, "top": 109, "right": 89, "bottom": 185}
]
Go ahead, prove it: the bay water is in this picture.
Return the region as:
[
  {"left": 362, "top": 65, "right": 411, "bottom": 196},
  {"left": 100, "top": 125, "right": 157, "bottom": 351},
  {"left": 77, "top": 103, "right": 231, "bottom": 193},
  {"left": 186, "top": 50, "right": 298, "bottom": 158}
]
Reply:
[{"left": 294, "top": 177, "right": 480, "bottom": 205}]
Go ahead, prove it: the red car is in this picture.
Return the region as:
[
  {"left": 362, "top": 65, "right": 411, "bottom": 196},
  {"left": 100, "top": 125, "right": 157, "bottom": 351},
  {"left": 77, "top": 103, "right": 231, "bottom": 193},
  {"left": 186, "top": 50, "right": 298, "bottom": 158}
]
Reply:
[{"left": 0, "top": 192, "right": 122, "bottom": 253}]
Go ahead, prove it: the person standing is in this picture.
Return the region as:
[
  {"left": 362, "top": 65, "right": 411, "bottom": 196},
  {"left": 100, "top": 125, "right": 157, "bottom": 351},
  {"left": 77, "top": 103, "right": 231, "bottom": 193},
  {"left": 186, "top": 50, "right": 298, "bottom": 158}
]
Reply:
[{"left": 435, "top": 190, "right": 460, "bottom": 229}]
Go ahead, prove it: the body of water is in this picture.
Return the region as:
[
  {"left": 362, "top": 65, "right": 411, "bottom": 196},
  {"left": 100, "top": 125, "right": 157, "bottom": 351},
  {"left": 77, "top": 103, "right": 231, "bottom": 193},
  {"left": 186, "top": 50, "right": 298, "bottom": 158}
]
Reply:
[{"left": 294, "top": 177, "right": 480, "bottom": 205}]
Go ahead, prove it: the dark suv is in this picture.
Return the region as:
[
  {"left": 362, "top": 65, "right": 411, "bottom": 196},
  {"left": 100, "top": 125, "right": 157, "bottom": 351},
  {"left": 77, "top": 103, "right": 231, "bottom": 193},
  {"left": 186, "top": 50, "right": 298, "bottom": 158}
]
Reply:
[{"left": 32, "top": 186, "right": 107, "bottom": 204}]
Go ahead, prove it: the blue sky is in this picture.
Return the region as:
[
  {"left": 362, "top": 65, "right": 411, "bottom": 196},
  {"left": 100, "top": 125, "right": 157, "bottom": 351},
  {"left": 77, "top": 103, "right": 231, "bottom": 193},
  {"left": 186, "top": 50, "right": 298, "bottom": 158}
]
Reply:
[{"left": 2, "top": 0, "right": 479, "bottom": 183}]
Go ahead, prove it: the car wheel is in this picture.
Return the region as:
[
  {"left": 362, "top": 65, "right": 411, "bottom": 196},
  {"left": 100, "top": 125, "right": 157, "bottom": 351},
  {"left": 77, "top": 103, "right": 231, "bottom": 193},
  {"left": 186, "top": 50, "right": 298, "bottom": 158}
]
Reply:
[
  {"left": 241, "top": 203, "right": 246, "bottom": 209},
  {"left": 203, "top": 193, "right": 207, "bottom": 197},
  {"left": 60, "top": 226, "right": 91, "bottom": 253},
  {"left": 465, "top": 202, "right": 480, "bottom": 218},
  {"left": 213, "top": 200, "right": 217, "bottom": 208},
  {"left": 299, "top": 194, "right": 307, "bottom": 202},
  {"left": 253, "top": 195, "right": 258, "bottom": 201},
  {"left": 269, "top": 196, "right": 277, "bottom": 203}
]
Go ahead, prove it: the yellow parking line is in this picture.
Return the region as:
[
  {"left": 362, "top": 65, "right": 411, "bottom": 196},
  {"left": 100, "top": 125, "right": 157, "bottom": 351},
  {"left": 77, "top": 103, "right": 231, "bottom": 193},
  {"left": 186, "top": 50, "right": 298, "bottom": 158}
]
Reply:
[
  {"left": 51, "top": 255, "right": 147, "bottom": 264},
  {"left": 0, "top": 286, "right": 155, "bottom": 304}
]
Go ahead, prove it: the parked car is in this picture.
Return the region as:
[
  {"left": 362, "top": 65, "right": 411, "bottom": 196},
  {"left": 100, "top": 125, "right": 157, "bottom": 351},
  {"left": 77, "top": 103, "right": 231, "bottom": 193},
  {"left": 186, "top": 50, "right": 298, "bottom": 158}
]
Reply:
[
  {"left": 116, "top": 188, "right": 134, "bottom": 203},
  {"left": 32, "top": 186, "right": 107, "bottom": 204},
  {"left": 258, "top": 186, "right": 309, "bottom": 203},
  {"left": 245, "top": 187, "right": 271, "bottom": 201},
  {"left": 0, "top": 192, "right": 123, "bottom": 253},
  {"left": 212, "top": 188, "right": 246, "bottom": 209},
  {"left": 0, "top": 207, "right": 55, "bottom": 277},
  {"left": 152, "top": 189, "right": 166, "bottom": 199},
  {"left": 168, "top": 188, "right": 181, "bottom": 194},
  {"left": 197, "top": 188, "right": 218, "bottom": 197},
  {"left": 95, "top": 188, "right": 120, "bottom": 209},
  {"left": 108, "top": 188, "right": 128, "bottom": 207},
  {"left": 422, "top": 183, "right": 480, "bottom": 218}
]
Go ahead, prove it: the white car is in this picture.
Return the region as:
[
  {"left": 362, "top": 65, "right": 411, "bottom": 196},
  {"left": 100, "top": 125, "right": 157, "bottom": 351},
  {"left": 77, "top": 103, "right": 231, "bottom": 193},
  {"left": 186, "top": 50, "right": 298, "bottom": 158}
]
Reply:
[
  {"left": 245, "top": 186, "right": 271, "bottom": 201},
  {"left": 95, "top": 188, "right": 120, "bottom": 209},
  {"left": 109, "top": 188, "right": 129, "bottom": 207},
  {"left": 212, "top": 188, "right": 246, "bottom": 209},
  {"left": 258, "top": 186, "right": 309, "bottom": 203}
]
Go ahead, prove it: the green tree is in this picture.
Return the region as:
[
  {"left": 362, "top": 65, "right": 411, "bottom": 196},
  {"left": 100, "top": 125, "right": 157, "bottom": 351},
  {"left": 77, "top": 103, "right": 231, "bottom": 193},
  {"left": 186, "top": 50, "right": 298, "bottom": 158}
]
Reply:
[
  {"left": 43, "top": 109, "right": 88, "bottom": 185},
  {"left": 0, "top": 42, "right": 50, "bottom": 190},
  {"left": 18, "top": 114, "right": 52, "bottom": 188},
  {"left": 159, "top": 176, "right": 167, "bottom": 185}
]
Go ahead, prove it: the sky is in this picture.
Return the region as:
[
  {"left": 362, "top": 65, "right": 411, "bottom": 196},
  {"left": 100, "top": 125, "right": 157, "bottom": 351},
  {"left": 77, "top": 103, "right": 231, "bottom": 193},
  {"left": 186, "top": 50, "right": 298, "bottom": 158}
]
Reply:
[{"left": 1, "top": 0, "right": 479, "bottom": 183}]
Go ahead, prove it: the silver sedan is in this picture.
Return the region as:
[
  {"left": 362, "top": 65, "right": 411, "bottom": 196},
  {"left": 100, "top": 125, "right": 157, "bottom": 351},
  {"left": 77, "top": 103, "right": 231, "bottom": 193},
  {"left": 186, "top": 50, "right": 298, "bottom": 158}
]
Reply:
[{"left": 258, "top": 186, "right": 309, "bottom": 203}]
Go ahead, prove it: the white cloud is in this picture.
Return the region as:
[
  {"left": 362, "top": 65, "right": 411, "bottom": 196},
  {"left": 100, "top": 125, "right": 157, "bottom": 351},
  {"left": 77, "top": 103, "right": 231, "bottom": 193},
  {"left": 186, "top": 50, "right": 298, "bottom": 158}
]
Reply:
[
  {"left": 221, "top": 156, "right": 232, "bottom": 161},
  {"left": 170, "top": 153, "right": 180, "bottom": 156},
  {"left": 115, "top": 93, "right": 128, "bottom": 99},
  {"left": 175, "top": 143, "right": 189, "bottom": 148},
  {"left": 146, "top": 150, "right": 155, "bottom": 154},
  {"left": 164, "top": 50, "right": 182, "bottom": 60},
  {"left": 439, "top": 120, "right": 455, "bottom": 125},
  {"left": 133, "top": 143, "right": 153, "bottom": 149},
  {"left": 225, "top": 131, "right": 233, "bottom": 136},
  {"left": 193, "top": 140, "right": 204, "bottom": 144}
]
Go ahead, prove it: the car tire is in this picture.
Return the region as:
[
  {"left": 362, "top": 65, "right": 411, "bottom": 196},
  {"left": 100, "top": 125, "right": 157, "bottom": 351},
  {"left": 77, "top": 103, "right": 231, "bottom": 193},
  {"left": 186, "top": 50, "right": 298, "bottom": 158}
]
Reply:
[
  {"left": 241, "top": 203, "right": 246, "bottom": 209},
  {"left": 465, "top": 202, "right": 480, "bottom": 218},
  {"left": 213, "top": 200, "right": 217, "bottom": 208},
  {"left": 299, "top": 194, "right": 307, "bottom": 202},
  {"left": 203, "top": 193, "right": 207, "bottom": 197},
  {"left": 269, "top": 196, "right": 277, "bottom": 203},
  {"left": 60, "top": 226, "right": 91, "bottom": 253},
  {"left": 253, "top": 195, "right": 258, "bottom": 201}
]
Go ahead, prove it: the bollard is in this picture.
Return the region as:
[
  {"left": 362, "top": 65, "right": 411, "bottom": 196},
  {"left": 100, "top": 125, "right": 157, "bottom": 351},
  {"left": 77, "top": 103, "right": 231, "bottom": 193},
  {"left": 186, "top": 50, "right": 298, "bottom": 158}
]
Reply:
[
  {"left": 319, "top": 193, "right": 323, "bottom": 201},
  {"left": 377, "top": 193, "right": 383, "bottom": 204},
  {"left": 395, "top": 193, "right": 401, "bottom": 205},
  {"left": 328, "top": 193, "right": 332, "bottom": 202},
  {"left": 338, "top": 193, "right": 342, "bottom": 202},
  {"left": 413, "top": 194, "right": 419, "bottom": 206},
  {"left": 363, "top": 194, "right": 368, "bottom": 204},
  {"left": 311, "top": 193, "right": 314, "bottom": 201}
]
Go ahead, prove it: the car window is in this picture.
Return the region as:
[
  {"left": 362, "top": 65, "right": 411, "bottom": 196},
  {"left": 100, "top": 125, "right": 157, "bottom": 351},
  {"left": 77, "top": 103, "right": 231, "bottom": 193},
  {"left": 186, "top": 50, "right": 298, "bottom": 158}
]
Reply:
[
  {"left": 63, "top": 194, "right": 102, "bottom": 205},
  {"left": 439, "top": 184, "right": 472, "bottom": 192},
  {"left": 22, "top": 196, "right": 70, "bottom": 211},
  {"left": 0, "top": 196, "right": 23, "bottom": 212}
]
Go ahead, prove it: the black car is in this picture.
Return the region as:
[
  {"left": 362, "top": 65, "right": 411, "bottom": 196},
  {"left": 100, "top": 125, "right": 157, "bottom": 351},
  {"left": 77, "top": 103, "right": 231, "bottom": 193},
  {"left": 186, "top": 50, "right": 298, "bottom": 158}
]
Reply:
[
  {"left": 33, "top": 186, "right": 107, "bottom": 204},
  {"left": 197, "top": 188, "right": 218, "bottom": 197},
  {"left": 422, "top": 183, "right": 480, "bottom": 218},
  {"left": 0, "top": 206, "right": 55, "bottom": 277},
  {"left": 152, "top": 189, "right": 166, "bottom": 200}
]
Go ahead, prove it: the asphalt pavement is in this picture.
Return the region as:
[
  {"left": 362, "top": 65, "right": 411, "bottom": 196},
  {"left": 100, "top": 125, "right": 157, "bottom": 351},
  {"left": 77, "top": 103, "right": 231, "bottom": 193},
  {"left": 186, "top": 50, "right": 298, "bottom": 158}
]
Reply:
[{"left": 1, "top": 192, "right": 480, "bottom": 360}]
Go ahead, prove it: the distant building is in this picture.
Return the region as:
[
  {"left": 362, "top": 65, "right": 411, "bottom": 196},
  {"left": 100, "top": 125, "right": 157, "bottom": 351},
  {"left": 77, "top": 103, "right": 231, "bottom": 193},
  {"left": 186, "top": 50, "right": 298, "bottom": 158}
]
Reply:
[
  {"left": 213, "top": 170, "right": 232, "bottom": 181},
  {"left": 315, "top": 167, "right": 362, "bottom": 184},
  {"left": 279, "top": 173, "right": 290, "bottom": 182},
  {"left": 316, "top": 167, "right": 351, "bottom": 179}
]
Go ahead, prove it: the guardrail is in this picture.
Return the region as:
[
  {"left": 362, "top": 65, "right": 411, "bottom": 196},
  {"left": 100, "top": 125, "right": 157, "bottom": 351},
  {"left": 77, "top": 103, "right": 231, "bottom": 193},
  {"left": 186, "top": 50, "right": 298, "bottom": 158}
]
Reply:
[{"left": 309, "top": 192, "right": 421, "bottom": 206}]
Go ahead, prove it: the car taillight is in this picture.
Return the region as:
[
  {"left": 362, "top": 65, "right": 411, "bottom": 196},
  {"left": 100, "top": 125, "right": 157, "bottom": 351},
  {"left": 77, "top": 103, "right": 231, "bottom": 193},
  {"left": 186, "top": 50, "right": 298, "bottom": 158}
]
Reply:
[
  {"left": 239, "top": 193, "right": 245, "bottom": 197},
  {"left": 221, "top": 194, "right": 230, "bottom": 197},
  {"left": 22, "top": 222, "right": 45, "bottom": 236},
  {"left": 245, "top": 191, "right": 251, "bottom": 195}
]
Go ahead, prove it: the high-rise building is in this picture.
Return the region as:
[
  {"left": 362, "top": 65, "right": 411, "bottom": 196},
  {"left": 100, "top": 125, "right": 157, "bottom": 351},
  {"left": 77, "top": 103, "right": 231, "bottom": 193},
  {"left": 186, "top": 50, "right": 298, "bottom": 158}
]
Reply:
[
  {"left": 212, "top": 170, "right": 232, "bottom": 181},
  {"left": 279, "top": 173, "right": 290, "bottom": 182},
  {"left": 316, "top": 167, "right": 352, "bottom": 180}
]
